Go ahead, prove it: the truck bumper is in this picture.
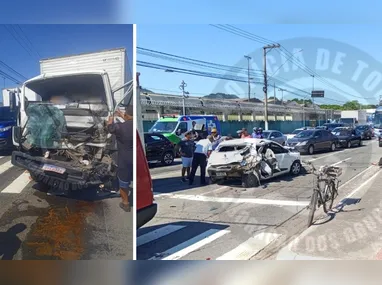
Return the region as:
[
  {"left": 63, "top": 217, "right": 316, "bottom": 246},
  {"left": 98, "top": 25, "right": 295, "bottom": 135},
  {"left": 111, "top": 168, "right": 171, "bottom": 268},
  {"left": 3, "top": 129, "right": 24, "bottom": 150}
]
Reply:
[{"left": 12, "top": 151, "right": 113, "bottom": 191}]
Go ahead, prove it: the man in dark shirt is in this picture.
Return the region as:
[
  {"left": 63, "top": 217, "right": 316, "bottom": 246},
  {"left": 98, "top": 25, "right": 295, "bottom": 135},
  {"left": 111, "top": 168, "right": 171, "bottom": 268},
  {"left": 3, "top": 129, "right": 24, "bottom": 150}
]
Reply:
[
  {"left": 107, "top": 107, "right": 133, "bottom": 212},
  {"left": 177, "top": 131, "right": 195, "bottom": 182}
]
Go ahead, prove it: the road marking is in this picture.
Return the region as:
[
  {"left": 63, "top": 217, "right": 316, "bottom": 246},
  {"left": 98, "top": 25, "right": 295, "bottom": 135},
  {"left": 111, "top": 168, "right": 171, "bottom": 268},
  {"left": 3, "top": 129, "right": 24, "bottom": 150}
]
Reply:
[
  {"left": 341, "top": 169, "right": 380, "bottom": 199},
  {"left": 164, "top": 194, "right": 310, "bottom": 207},
  {"left": 137, "top": 225, "right": 186, "bottom": 247},
  {"left": 151, "top": 170, "right": 181, "bottom": 179},
  {"left": 308, "top": 152, "right": 337, "bottom": 162},
  {"left": 0, "top": 160, "right": 13, "bottom": 175},
  {"left": 1, "top": 171, "right": 30, "bottom": 193},
  {"left": 331, "top": 157, "right": 351, "bottom": 167},
  {"left": 149, "top": 229, "right": 230, "bottom": 260},
  {"left": 216, "top": 232, "right": 281, "bottom": 260},
  {"left": 338, "top": 165, "right": 374, "bottom": 190}
]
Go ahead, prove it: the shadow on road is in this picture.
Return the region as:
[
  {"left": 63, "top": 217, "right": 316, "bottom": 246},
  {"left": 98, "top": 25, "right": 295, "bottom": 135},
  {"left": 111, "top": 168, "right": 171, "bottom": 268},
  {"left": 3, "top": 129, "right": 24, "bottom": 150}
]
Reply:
[
  {"left": 153, "top": 175, "right": 209, "bottom": 194},
  {"left": 137, "top": 221, "right": 229, "bottom": 260},
  {"left": 0, "top": 223, "right": 27, "bottom": 260}
]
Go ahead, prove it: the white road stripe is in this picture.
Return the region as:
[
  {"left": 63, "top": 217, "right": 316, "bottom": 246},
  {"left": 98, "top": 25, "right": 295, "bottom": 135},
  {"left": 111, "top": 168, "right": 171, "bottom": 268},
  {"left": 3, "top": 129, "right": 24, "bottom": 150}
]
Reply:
[
  {"left": 137, "top": 225, "right": 186, "bottom": 247},
  {"left": 149, "top": 229, "right": 230, "bottom": 260},
  {"left": 308, "top": 152, "right": 337, "bottom": 162},
  {"left": 217, "top": 232, "right": 281, "bottom": 260},
  {"left": 1, "top": 171, "right": 31, "bottom": 193},
  {"left": 331, "top": 157, "right": 351, "bottom": 167},
  {"left": 338, "top": 165, "right": 374, "bottom": 190},
  {"left": 340, "top": 170, "right": 380, "bottom": 200},
  {"left": 0, "top": 160, "right": 13, "bottom": 175},
  {"left": 164, "top": 194, "right": 310, "bottom": 207}
]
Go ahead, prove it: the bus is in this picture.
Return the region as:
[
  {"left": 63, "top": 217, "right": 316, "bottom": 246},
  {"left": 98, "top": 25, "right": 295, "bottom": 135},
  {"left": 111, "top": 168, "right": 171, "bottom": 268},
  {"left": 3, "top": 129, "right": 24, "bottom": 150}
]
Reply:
[{"left": 372, "top": 106, "right": 382, "bottom": 137}]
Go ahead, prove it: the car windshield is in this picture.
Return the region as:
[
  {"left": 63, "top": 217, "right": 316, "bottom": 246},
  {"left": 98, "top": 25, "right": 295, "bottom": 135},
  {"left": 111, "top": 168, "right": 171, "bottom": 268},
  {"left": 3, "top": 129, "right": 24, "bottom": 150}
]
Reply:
[
  {"left": 292, "top": 129, "right": 302, "bottom": 134},
  {"left": 334, "top": 130, "right": 351, "bottom": 136},
  {"left": 356, "top": 125, "right": 367, "bottom": 130},
  {"left": 149, "top": 121, "right": 178, "bottom": 133},
  {"left": 262, "top": 131, "right": 270, "bottom": 137},
  {"left": 295, "top": 130, "right": 314, "bottom": 138},
  {"left": 0, "top": 107, "right": 17, "bottom": 121}
]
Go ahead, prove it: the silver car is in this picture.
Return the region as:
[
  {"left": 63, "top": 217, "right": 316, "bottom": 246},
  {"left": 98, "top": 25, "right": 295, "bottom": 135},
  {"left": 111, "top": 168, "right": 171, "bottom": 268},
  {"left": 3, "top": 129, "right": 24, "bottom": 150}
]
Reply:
[{"left": 262, "top": 130, "right": 287, "bottom": 145}]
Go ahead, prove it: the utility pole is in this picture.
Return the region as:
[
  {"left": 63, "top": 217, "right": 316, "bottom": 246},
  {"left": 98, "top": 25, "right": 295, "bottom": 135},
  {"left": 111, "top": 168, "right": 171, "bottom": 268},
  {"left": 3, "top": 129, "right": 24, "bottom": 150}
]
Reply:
[
  {"left": 278, "top": 88, "right": 286, "bottom": 105},
  {"left": 244, "top": 55, "right": 251, "bottom": 101},
  {"left": 263, "top": 43, "right": 280, "bottom": 130},
  {"left": 179, "top": 80, "right": 188, "bottom": 115}
]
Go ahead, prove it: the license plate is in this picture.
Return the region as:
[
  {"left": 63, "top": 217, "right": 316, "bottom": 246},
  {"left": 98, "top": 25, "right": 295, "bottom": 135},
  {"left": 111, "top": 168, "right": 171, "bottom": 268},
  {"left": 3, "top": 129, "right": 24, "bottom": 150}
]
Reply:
[
  {"left": 42, "top": 164, "right": 66, "bottom": 174},
  {"left": 216, "top": 172, "right": 226, "bottom": 177}
]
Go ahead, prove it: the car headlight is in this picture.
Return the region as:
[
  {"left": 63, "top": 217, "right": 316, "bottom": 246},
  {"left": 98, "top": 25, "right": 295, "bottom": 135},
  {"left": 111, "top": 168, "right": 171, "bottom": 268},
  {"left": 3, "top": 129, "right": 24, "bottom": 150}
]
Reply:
[
  {"left": 297, "top": 141, "right": 307, "bottom": 146},
  {"left": 0, "top": 126, "right": 12, "bottom": 133}
]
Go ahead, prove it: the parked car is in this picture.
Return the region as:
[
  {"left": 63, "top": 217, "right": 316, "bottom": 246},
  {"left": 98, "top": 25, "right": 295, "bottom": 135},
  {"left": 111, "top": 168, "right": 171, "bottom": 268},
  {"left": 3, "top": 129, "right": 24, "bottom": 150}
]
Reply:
[
  {"left": 285, "top": 127, "right": 314, "bottom": 140},
  {"left": 332, "top": 128, "right": 362, "bottom": 148},
  {"left": 261, "top": 130, "right": 287, "bottom": 145},
  {"left": 317, "top": 123, "right": 346, "bottom": 131},
  {"left": 286, "top": 129, "right": 338, "bottom": 155},
  {"left": 144, "top": 133, "right": 175, "bottom": 166},
  {"left": 355, "top": 125, "right": 373, "bottom": 140},
  {"left": 207, "top": 138, "right": 301, "bottom": 187}
]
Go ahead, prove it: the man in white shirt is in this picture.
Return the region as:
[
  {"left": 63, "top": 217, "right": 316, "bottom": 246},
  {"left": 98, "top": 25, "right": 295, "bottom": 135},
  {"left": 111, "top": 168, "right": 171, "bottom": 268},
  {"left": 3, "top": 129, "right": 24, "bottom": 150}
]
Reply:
[{"left": 188, "top": 135, "right": 214, "bottom": 185}]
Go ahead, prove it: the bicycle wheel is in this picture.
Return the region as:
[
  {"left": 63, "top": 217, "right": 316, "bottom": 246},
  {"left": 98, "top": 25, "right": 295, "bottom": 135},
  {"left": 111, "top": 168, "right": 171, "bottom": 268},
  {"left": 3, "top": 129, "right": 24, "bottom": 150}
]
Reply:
[
  {"left": 327, "top": 181, "right": 337, "bottom": 210},
  {"left": 307, "top": 190, "right": 318, "bottom": 228}
]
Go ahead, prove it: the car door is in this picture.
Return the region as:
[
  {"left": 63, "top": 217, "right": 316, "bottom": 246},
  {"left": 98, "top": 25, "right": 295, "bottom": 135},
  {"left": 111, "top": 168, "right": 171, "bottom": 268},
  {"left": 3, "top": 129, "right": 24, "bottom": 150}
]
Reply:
[
  {"left": 269, "top": 142, "right": 290, "bottom": 171},
  {"left": 274, "top": 131, "right": 285, "bottom": 145},
  {"left": 312, "top": 130, "right": 324, "bottom": 150}
]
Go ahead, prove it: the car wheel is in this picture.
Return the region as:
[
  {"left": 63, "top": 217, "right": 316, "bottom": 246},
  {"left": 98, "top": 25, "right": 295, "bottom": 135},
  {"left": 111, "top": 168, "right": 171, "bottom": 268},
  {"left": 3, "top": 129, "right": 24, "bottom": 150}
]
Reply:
[
  {"left": 331, "top": 142, "right": 336, "bottom": 151},
  {"left": 358, "top": 140, "right": 362, "bottom": 147},
  {"left": 308, "top": 145, "right": 314, "bottom": 155},
  {"left": 242, "top": 172, "right": 260, "bottom": 188},
  {"left": 161, "top": 151, "right": 174, "bottom": 166},
  {"left": 347, "top": 141, "right": 351, "bottom": 148},
  {"left": 290, "top": 161, "right": 301, "bottom": 175}
]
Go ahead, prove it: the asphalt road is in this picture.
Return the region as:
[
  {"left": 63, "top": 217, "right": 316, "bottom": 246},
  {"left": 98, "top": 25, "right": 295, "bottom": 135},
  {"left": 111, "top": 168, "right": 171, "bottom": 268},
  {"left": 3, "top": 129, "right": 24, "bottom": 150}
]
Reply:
[
  {"left": 138, "top": 139, "right": 382, "bottom": 260},
  {"left": 0, "top": 151, "right": 133, "bottom": 260}
]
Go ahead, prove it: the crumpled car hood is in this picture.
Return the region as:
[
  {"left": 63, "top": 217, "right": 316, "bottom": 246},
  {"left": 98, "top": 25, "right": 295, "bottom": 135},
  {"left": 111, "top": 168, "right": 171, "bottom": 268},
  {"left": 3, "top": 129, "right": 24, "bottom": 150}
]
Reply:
[{"left": 208, "top": 151, "right": 245, "bottom": 166}]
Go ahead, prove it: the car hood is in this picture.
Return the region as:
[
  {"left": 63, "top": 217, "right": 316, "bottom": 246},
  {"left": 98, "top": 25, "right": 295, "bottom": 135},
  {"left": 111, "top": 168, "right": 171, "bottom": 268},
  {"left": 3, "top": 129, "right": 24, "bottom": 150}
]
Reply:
[
  {"left": 287, "top": 137, "right": 311, "bottom": 143},
  {"left": 0, "top": 120, "right": 16, "bottom": 128},
  {"left": 208, "top": 150, "right": 248, "bottom": 166},
  {"left": 286, "top": 134, "right": 296, "bottom": 139}
]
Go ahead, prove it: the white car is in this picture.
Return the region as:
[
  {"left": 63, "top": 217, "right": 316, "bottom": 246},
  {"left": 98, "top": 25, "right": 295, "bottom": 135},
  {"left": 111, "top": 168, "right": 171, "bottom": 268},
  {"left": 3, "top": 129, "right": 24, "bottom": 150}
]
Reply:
[{"left": 207, "top": 138, "right": 302, "bottom": 187}]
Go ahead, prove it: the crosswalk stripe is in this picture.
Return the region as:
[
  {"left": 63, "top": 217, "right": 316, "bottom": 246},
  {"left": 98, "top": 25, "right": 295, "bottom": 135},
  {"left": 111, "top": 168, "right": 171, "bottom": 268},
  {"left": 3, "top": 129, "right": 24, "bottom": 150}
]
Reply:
[
  {"left": 0, "top": 160, "right": 13, "bottom": 175},
  {"left": 137, "top": 225, "right": 186, "bottom": 247},
  {"left": 163, "top": 194, "right": 310, "bottom": 207},
  {"left": 149, "top": 229, "right": 230, "bottom": 260},
  {"left": 1, "top": 171, "right": 31, "bottom": 193},
  {"left": 216, "top": 232, "right": 281, "bottom": 260}
]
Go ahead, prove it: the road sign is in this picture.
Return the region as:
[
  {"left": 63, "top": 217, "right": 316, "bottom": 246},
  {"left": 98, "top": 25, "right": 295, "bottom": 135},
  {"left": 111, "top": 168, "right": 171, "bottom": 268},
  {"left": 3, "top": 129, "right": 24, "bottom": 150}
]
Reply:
[{"left": 311, "top": 90, "right": 324, "bottom": 98}]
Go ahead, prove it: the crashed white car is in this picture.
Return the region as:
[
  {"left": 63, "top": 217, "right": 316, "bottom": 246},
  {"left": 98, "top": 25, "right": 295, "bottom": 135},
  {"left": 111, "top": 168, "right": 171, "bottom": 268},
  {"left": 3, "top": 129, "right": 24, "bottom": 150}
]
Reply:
[{"left": 207, "top": 138, "right": 301, "bottom": 187}]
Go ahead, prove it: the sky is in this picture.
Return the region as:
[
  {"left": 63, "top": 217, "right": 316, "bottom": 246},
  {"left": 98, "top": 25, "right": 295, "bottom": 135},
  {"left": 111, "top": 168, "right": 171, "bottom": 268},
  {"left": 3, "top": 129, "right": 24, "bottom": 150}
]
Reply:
[
  {"left": 0, "top": 24, "right": 133, "bottom": 95},
  {"left": 137, "top": 25, "right": 382, "bottom": 106}
]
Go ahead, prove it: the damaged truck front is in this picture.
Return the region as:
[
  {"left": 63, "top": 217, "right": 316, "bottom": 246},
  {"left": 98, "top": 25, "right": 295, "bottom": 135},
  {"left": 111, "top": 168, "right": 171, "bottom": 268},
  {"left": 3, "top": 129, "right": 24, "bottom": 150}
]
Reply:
[{"left": 12, "top": 71, "right": 131, "bottom": 193}]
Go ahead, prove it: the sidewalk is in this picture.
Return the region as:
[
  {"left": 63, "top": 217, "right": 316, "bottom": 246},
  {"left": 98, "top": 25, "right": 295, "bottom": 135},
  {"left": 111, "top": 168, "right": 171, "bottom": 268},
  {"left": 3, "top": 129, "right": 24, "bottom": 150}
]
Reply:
[{"left": 278, "top": 169, "right": 382, "bottom": 260}]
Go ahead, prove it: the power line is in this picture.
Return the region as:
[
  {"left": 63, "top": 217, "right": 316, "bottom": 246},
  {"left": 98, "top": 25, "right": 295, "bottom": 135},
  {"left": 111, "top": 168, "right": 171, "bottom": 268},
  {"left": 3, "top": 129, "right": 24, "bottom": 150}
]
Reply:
[
  {"left": 0, "top": 61, "right": 27, "bottom": 80},
  {"left": 4, "top": 25, "right": 33, "bottom": 56},
  {"left": 0, "top": 70, "right": 21, "bottom": 84},
  {"left": 16, "top": 25, "right": 41, "bottom": 58},
  {"left": 212, "top": 24, "right": 376, "bottom": 101}
]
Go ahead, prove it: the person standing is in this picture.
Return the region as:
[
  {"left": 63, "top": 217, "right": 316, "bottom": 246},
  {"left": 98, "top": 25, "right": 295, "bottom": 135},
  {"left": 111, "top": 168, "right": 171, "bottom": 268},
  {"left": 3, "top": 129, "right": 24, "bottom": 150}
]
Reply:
[
  {"left": 241, "top": 128, "right": 251, "bottom": 138},
  {"left": 107, "top": 107, "right": 133, "bottom": 212},
  {"left": 188, "top": 135, "right": 214, "bottom": 186},
  {"left": 211, "top": 127, "right": 222, "bottom": 150},
  {"left": 177, "top": 131, "right": 195, "bottom": 182}
]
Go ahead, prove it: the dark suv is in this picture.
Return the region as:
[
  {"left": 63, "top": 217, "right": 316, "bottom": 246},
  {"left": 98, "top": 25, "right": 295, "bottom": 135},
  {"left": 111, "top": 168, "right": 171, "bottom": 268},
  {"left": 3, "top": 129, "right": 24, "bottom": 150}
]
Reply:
[
  {"left": 355, "top": 125, "right": 373, "bottom": 140},
  {"left": 144, "top": 133, "right": 175, "bottom": 166}
]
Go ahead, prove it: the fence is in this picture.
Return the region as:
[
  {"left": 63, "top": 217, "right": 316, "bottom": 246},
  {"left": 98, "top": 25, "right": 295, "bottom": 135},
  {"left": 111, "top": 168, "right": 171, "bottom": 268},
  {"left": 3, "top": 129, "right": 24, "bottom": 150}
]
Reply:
[{"left": 143, "top": 120, "right": 328, "bottom": 135}]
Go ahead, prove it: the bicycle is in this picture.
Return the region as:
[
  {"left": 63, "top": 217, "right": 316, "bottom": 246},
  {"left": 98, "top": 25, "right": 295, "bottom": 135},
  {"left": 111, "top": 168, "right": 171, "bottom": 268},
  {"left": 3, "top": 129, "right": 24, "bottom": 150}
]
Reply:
[{"left": 305, "top": 161, "right": 342, "bottom": 228}]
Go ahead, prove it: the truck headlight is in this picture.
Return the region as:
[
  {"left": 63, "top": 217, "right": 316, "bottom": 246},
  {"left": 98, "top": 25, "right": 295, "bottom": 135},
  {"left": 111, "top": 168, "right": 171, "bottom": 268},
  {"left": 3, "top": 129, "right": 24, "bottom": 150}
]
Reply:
[{"left": 0, "top": 126, "right": 12, "bottom": 133}]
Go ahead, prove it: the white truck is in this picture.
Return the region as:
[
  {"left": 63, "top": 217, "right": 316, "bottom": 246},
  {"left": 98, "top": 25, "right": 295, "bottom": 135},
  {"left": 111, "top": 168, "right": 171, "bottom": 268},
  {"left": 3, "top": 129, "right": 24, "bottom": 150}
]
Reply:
[
  {"left": 340, "top": 110, "right": 367, "bottom": 126},
  {"left": 11, "top": 48, "right": 133, "bottom": 193},
  {"left": 2, "top": 87, "right": 41, "bottom": 107}
]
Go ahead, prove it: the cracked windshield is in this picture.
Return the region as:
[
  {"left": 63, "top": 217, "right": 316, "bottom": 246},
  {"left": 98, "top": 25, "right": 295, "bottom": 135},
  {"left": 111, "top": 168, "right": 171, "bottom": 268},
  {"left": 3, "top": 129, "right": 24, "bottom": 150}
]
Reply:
[
  {"left": 0, "top": 24, "right": 134, "bottom": 260},
  {"left": 136, "top": 24, "right": 382, "bottom": 261}
]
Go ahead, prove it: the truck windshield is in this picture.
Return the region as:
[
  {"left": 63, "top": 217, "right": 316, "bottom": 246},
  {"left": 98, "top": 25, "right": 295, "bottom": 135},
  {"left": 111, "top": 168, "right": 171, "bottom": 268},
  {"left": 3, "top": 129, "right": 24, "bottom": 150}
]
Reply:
[
  {"left": 0, "top": 107, "right": 16, "bottom": 121},
  {"left": 149, "top": 121, "right": 178, "bottom": 133}
]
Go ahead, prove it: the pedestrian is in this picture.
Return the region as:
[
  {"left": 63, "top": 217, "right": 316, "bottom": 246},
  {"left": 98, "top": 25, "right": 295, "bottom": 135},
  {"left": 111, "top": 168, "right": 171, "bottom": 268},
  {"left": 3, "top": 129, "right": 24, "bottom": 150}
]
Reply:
[
  {"left": 252, "top": 127, "right": 258, "bottom": 138},
  {"left": 241, "top": 128, "right": 251, "bottom": 138},
  {"left": 211, "top": 127, "right": 222, "bottom": 150},
  {"left": 107, "top": 107, "right": 133, "bottom": 212},
  {"left": 177, "top": 131, "right": 195, "bottom": 182},
  {"left": 188, "top": 135, "right": 214, "bottom": 186}
]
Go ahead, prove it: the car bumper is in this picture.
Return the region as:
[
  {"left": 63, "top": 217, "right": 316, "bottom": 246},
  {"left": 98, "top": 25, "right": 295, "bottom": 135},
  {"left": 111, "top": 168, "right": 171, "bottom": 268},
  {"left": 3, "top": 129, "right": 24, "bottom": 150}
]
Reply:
[
  {"left": 287, "top": 144, "right": 309, "bottom": 153},
  {"left": 137, "top": 203, "right": 157, "bottom": 229},
  {"left": 12, "top": 151, "right": 115, "bottom": 191}
]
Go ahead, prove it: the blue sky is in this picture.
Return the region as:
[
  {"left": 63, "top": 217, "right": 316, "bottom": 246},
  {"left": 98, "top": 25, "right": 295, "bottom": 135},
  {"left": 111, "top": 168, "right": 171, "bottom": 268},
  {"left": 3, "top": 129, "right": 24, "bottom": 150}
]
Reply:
[
  {"left": 0, "top": 24, "right": 133, "bottom": 92},
  {"left": 137, "top": 25, "right": 382, "bottom": 105}
]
